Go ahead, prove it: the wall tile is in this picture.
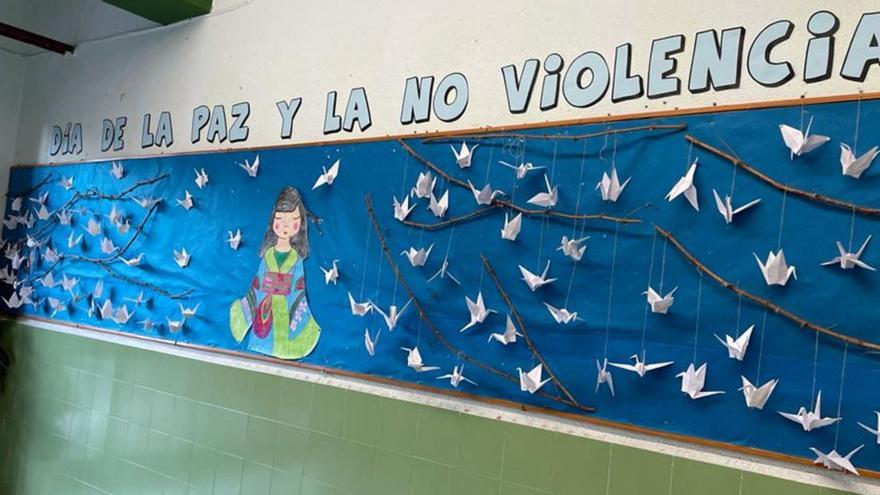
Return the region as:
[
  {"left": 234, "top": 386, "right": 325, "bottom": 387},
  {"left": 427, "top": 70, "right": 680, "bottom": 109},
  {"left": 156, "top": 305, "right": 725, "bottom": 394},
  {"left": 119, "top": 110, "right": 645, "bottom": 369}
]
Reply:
[
  {"left": 502, "top": 424, "right": 556, "bottom": 491},
  {"left": 551, "top": 434, "right": 610, "bottom": 495},
  {"left": 369, "top": 450, "right": 412, "bottom": 495},
  {"left": 375, "top": 398, "right": 419, "bottom": 456},
  {"left": 456, "top": 413, "right": 505, "bottom": 478},
  {"left": 410, "top": 458, "right": 454, "bottom": 495},
  {"left": 340, "top": 390, "right": 380, "bottom": 445},
  {"left": 606, "top": 445, "right": 673, "bottom": 495}
]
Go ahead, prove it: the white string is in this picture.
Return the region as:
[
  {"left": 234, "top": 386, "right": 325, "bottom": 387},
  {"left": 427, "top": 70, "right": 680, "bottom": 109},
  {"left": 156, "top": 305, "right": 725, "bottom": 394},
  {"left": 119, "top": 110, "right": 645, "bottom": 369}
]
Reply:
[
  {"left": 810, "top": 329, "right": 820, "bottom": 408},
  {"left": 658, "top": 237, "right": 669, "bottom": 293},
  {"left": 602, "top": 225, "right": 620, "bottom": 359},
  {"left": 728, "top": 152, "right": 739, "bottom": 198},
  {"left": 535, "top": 143, "right": 558, "bottom": 271},
  {"left": 848, "top": 207, "right": 856, "bottom": 252},
  {"left": 563, "top": 142, "right": 589, "bottom": 308},
  {"left": 666, "top": 457, "right": 676, "bottom": 495},
  {"left": 484, "top": 141, "right": 495, "bottom": 183},
  {"left": 686, "top": 141, "right": 694, "bottom": 170},
  {"left": 776, "top": 189, "right": 787, "bottom": 251},
  {"left": 640, "top": 231, "right": 659, "bottom": 357},
  {"left": 399, "top": 150, "right": 410, "bottom": 193},
  {"left": 358, "top": 212, "right": 373, "bottom": 299},
  {"left": 755, "top": 309, "right": 769, "bottom": 382},
  {"left": 854, "top": 96, "right": 862, "bottom": 153},
  {"left": 510, "top": 139, "right": 525, "bottom": 203},
  {"left": 833, "top": 343, "right": 849, "bottom": 449},
  {"left": 734, "top": 286, "right": 743, "bottom": 337},
  {"left": 693, "top": 272, "right": 704, "bottom": 363}
]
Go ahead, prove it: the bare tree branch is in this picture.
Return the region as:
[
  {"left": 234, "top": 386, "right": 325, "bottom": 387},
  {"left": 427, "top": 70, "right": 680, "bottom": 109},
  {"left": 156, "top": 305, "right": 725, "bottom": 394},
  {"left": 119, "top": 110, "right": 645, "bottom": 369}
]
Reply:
[{"left": 422, "top": 123, "right": 687, "bottom": 143}]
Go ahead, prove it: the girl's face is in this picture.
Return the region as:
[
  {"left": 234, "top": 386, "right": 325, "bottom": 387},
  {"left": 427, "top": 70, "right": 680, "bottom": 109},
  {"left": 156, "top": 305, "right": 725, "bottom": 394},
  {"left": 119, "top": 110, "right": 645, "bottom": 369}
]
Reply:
[{"left": 273, "top": 207, "right": 302, "bottom": 240}]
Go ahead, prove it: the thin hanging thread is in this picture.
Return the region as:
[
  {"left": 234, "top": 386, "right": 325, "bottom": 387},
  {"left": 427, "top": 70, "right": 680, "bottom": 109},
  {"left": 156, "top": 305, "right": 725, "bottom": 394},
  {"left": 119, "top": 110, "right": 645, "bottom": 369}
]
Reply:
[
  {"left": 755, "top": 308, "right": 769, "bottom": 382},
  {"left": 776, "top": 189, "right": 787, "bottom": 251},
  {"left": 666, "top": 457, "right": 676, "bottom": 495},
  {"left": 399, "top": 150, "right": 411, "bottom": 193},
  {"left": 734, "top": 286, "right": 743, "bottom": 337},
  {"left": 510, "top": 139, "right": 525, "bottom": 203},
  {"left": 658, "top": 237, "right": 669, "bottom": 293},
  {"left": 563, "top": 141, "right": 589, "bottom": 308},
  {"left": 854, "top": 95, "right": 862, "bottom": 153},
  {"left": 833, "top": 343, "right": 849, "bottom": 449},
  {"left": 693, "top": 272, "right": 704, "bottom": 363},
  {"left": 848, "top": 207, "right": 857, "bottom": 252},
  {"left": 686, "top": 140, "right": 694, "bottom": 169},
  {"left": 728, "top": 149, "right": 739, "bottom": 198},
  {"left": 484, "top": 140, "right": 495, "bottom": 183},
  {"left": 640, "top": 231, "right": 659, "bottom": 358},
  {"left": 358, "top": 212, "right": 373, "bottom": 299},
  {"left": 810, "top": 329, "right": 820, "bottom": 408},
  {"left": 602, "top": 225, "right": 620, "bottom": 359},
  {"left": 535, "top": 142, "right": 558, "bottom": 272}
]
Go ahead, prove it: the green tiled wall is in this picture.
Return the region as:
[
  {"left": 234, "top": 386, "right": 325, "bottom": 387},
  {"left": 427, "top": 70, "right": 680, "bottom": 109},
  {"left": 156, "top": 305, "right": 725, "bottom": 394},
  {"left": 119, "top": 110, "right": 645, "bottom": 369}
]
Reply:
[{"left": 0, "top": 322, "right": 854, "bottom": 494}]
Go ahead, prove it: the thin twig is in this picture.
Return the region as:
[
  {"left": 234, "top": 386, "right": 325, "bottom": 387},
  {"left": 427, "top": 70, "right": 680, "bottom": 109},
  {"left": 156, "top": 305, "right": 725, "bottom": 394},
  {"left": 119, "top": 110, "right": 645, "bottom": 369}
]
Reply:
[
  {"left": 422, "top": 123, "right": 687, "bottom": 143},
  {"left": 481, "top": 254, "right": 581, "bottom": 406},
  {"left": 401, "top": 207, "right": 497, "bottom": 231},
  {"left": 64, "top": 202, "right": 159, "bottom": 264},
  {"left": 93, "top": 173, "right": 169, "bottom": 200},
  {"left": 654, "top": 224, "right": 880, "bottom": 353},
  {"left": 365, "top": 193, "right": 595, "bottom": 412},
  {"left": 96, "top": 264, "right": 192, "bottom": 299},
  {"left": 8, "top": 174, "right": 54, "bottom": 200},
  {"left": 686, "top": 135, "right": 880, "bottom": 216}
]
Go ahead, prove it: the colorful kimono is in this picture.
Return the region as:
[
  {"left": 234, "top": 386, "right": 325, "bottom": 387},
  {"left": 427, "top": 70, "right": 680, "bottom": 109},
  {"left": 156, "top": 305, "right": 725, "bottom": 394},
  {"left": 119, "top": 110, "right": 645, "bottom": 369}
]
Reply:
[{"left": 230, "top": 247, "right": 320, "bottom": 359}]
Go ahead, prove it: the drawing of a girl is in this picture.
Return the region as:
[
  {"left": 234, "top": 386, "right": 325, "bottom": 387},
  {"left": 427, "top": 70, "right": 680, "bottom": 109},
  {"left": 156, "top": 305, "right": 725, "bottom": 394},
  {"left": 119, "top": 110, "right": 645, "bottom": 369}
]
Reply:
[{"left": 229, "top": 187, "right": 321, "bottom": 359}]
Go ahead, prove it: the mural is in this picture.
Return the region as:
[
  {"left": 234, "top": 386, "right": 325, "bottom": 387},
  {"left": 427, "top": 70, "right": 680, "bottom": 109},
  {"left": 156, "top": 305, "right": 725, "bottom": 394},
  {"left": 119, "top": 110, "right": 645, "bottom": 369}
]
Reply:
[{"left": 3, "top": 98, "right": 880, "bottom": 475}]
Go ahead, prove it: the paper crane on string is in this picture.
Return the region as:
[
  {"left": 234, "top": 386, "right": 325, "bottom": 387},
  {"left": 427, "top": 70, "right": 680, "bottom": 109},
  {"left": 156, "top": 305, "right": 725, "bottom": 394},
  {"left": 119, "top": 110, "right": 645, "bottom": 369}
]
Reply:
[
  {"left": 518, "top": 364, "right": 550, "bottom": 394},
  {"left": 400, "top": 347, "right": 440, "bottom": 373},
  {"left": 754, "top": 250, "right": 796, "bottom": 286},
  {"left": 467, "top": 181, "right": 504, "bottom": 205},
  {"left": 437, "top": 365, "right": 477, "bottom": 388},
  {"left": 373, "top": 299, "right": 413, "bottom": 331},
  {"left": 644, "top": 286, "right": 676, "bottom": 314},
  {"left": 427, "top": 256, "right": 460, "bottom": 285},
  {"left": 393, "top": 195, "right": 416, "bottom": 222},
  {"left": 312, "top": 159, "right": 340, "bottom": 190},
  {"left": 821, "top": 236, "right": 875, "bottom": 271},
  {"left": 410, "top": 171, "right": 436, "bottom": 199},
  {"left": 779, "top": 116, "right": 829, "bottom": 159},
  {"left": 557, "top": 236, "right": 588, "bottom": 262},
  {"left": 427, "top": 191, "right": 449, "bottom": 218},
  {"left": 348, "top": 292, "right": 372, "bottom": 316},
  {"left": 839, "top": 144, "right": 879, "bottom": 179},
  {"left": 857, "top": 411, "right": 880, "bottom": 444},
  {"left": 519, "top": 261, "right": 557, "bottom": 291},
  {"left": 809, "top": 446, "right": 863, "bottom": 476},
  {"left": 596, "top": 359, "right": 615, "bottom": 396},
  {"left": 401, "top": 244, "right": 433, "bottom": 268},
  {"left": 451, "top": 143, "right": 477, "bottom": 168},
  {"left": 596, "top": 168, "right": 630, "bottom": 202},
  {"left": 739, "top": 376, "right": 778, "bottom": 410},
  {"left": 527, "top": 175, "right": 558, "bottom": 208},
  {"left": 677, "top": 363, "right": 725, "bottom": 400},
  {"left": 608, "top": 354, "right": 674, "bottom": 378},
  {"left": 714, "top": 325, "right": 754, "bottom": 361},
  {"left": 712, "top": 189, "right": 760, "bottom": 224},
  {"left": 488, "top": 315, "right": 522, "bottom": 345},
  {"left": 501, "top": 213, "right": 522, "bottom": 241},
  {"left": 778, "top": 391, "right": 841, "bottom": 432},
  {"left": 665, "top": 159, "right": 699, "bottom": 211},
  {"left": 499, "top": 160, "right": 544, "bottom": 179},
  {"left": 320, "top": 260, "right": 340, "bottom": 285},
  {"left": 364, "top": 328, "right": 380, "bottom": 357},
  {"left": 460, "top": 292, "right": 496, "bottom": 332}
]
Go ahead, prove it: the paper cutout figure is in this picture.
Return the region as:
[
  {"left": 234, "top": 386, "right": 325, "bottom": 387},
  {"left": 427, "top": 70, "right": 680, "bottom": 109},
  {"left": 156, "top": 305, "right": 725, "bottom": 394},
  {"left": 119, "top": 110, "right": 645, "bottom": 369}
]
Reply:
[
  {"left": 437, "top": 365, "right": 477, "bottom": 387},
  {"left": 427, "top": 256, "right": 460, "bottom": 285},
  {"left": 57, "top": 209, "right": 72, "bottom": 225},
  {"left": 121, "top": 253, "right": 144, "bottom": 267},
  {"left": 501, "top": 212, "right": 522, "bottom": 241},
  {"left": 461, "top": 292, "right": 496, "bottom": 332},
  {"left": 519, "top": 261, "right": 557, "bottom": 291},
  {"left": 488, "top": 315, "right": 522, "bottom": 345},
  {"left": 29, "top": 191, "right": 48, "bottom": 206},
  {"left": 111, "top": 161, "right": 125, "bottom": 180},
  {"left": 779, "top": 116, "right": 830, "bottom": 158},
  {"left": 754, "top": 249, "right": 797, "bottom": 286},
  {"left": 393, "top": 195, "right": 416, "bottom": 222},
  {"left": 230, "top": 187, "right": 321, "bottom": 360},
  {"left": 596, "top": 167, "right": 631, "bottom": 202},
  {"left": 2, "top": 292, "right": 24, "bottom": 309},
  {"left": 227, "top": 229, "right": 242, "bottom": 250},
  {"left": 499, "top": 160, "right": 545, "bottom": 179},
  {"left": 428, "top": 190, "right": 449, "bottom": 218},
  {"left": 857, "top": 411, "right": 880, "bottom": 444},
  {"left": 451, "top": 142, "right": 477, "bottom": 168},
  {"left": 124, "top": 291, "right": 149, "bottom": 306},
  {"left": 116, "top": 219, "right": 131, "bottom": 234},
  {"left": 85, "top": 218, "right": 101, "bottom": 236},
  {"left": 364, "top": 328, "right": 380, "bottom": 356},
  {"left": 527, "top": 174, "right": 558, "bottom": 208},
  {"left": 596, "top": 358, "right": 615, "bottom": 396},
  {"left": 60, "top": 274, "right": 78, "bottom": 292},
  {"left": 712, "top": 189, "right": 760, "bottom": 224},
  {"left": 47, "top": 297, "right": 66, "bottom": 317},
  {"left": 43, "top": 246, "right": 59, "bottom": 263},
  {"left": 411, "top": 171, "right": 436, "bottom": 199},
  {"left": 138, "top": 318, "right": 153, "bottom": 331},
  {"left": 778, "top": 391, "right": 841, "bottom": 431},
  {"left": 106, "top": 205, "right": 122, "bottom": 225},
  {"left": 401, "top": 347, "right": 440, "bottom": 372},
  {"left": 467, "top": 181, "right": 504, "bottom": 205},
  {"left": 67, "top": 232, "right": 82, "bottom": 248},
  {"left": 401, "top": 244, "right": 433, "bottom": 267},
  {"left": 518, "top": 364, "right": 550, "bottom": 394},
  {"left": 373, "top": 299, "right": 412, "bottom": 331},
  {"left": 239, "top": 155, "right": 260, "bottom": 177},
  {"left": 821, "top": 236, "right": 875, "bottom": 271},
  {"left": 133, "top": 196, "right": 161, "bottom": 209},
  {"left": 179, "top": 302, "right": 200, "bottom": 318},
  {"left": 194, "top": 168, "right": 209, "bottom": 189},
  {"left": 840, "top": 144, "right": 879, "bottom": 179},
  {"left": 739, "top": 376, "right": 778, "bottom": 410},
  {"left": 10, "top": 197, "right": 20, "bottom": 212},
  {"left": 39, "top": 272, "right": 58, "bottom": 288},
  {"left": 99, "top": 299, "right": 114, "bottom": 319},
  {"left": 544, "top": 302, "right": 580, "bottom": 324},
  {"left": 34, "top": 205, "right": 50, "bottom": 221},
  {"left": 1, "top": 216, "right": 17, "bottom": 231},
  {"left": 59, "top": 176, "right": 73, "bottom": 190},
  {"left": 173, "top": 248, "right": 191, "bottom": 268},
  {"left": 312, "top": 159, "right": 340, "bottom": 190},
  {"left": 177, "top": 191, "right": 194, "bottom": 210},
  {"left": 320, "top": 260, "right": 339, "bottom": 285},
  {"left": 677, "top": 363, "right": 725, "bottom": 399},
  {"left": 644, "top": 286, "right": 676, "bottom": 314},
  {"left": 810, "top": 446, "right": 863, "bottom": 476},
  {"left": 342, "top": 292, "right": 372, "bottom": 317},
  {"left": 608, "top": 354, "right": 674, "bottom": 378},
  {"left": 113, "top": 305, "right": 133, "bottom": 324},
  {"left": 557, "top": 236, "right": 588, "bottom": 261},
  {"left": 166, "top": 317, "right": 184, "bottom": 333},
  {"left": 666, "top": 159, "right": 699, "bottom": 211},
  {"left": 714, "top": 325, "right": 754, "bottom": 361},
  {"left": 100, "top": 238, "right": 117, "bottom": 254}
]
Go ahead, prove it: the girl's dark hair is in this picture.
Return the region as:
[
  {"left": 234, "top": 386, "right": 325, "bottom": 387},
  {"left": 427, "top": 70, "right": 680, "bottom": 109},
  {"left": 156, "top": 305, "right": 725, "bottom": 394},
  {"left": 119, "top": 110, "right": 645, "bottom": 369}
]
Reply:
[{"left": 259, "top": 187, "right": 309, "bottom": 258}]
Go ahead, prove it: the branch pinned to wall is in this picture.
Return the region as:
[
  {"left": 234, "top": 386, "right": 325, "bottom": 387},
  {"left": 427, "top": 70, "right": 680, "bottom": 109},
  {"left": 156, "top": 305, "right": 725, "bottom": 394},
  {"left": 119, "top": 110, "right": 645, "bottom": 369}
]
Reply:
[
  {"left": 7, "top": 174, "right": 55, "bottom": 200},
  {"left": 63, "top": 202, "right": 159, "bottom": 265},
  {"left": 96, "top": 264, "right": 192, "bottom": 300},
  {"left": 421, "top": 123, "right": 687, "bottom": 143},
  {"left": 654, "top": 224, "right": 880, "bottom": 353},
  {"left": 686, "top": 135, "right": 880, "bottom": 217},
  {"left": 365, "top": 193, "right": 595, "bottom": 412}
]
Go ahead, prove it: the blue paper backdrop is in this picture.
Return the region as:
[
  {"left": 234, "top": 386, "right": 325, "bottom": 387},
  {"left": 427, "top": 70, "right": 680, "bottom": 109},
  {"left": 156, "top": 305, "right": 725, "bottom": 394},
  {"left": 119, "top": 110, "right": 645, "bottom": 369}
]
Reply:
[{"left": 4, "top": 99, "right": 880, "bottom": 472}]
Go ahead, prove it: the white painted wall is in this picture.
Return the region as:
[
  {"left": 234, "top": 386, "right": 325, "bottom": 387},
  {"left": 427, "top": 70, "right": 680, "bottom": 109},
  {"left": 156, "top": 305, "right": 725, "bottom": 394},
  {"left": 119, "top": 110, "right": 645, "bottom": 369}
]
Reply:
[
  {"left": 0, "top": 49, "right": 25, "bottom": 217},
  {"left": 10, "top": 0, "right": 880, "bottom": 164}
]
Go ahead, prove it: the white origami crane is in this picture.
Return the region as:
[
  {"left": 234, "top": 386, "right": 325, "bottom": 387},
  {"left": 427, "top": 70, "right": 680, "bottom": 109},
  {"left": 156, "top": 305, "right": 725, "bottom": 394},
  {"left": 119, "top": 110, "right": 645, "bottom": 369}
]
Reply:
[
  {"left": 518, "top": 364, "right": 551, "bottom": 394},
  {"left": 401, "top": 244, "right": 433, "bottom": 268},
  {"left": 10, "top": 197, "right": 20, "bottom": 212},
  {"left": 116, "top": 219, "right": 131, "bottom": 235},
  {"left": 100, "top": 237, "right": 118, "bottom": 254},
  {"left": 85, "top": 218, "right": 102, "bottom": 236},
  {"left": 124, "top": 291, "right": 149, "bottom": 306},
  {"left": 121, "top": 253, "right": 144, "bottom": 267},
  {"left": 92, "top": 279, "right": 104, "bottom": 299},
  {"left": 177, "top": 191, "right": 194, "bottom": 210},
  {"left": 460, "top": 292, "right": 496, "bottom": 332},
  {"left": 348, "top": 292, "right": 372, "bottom": 316},
  {"left": 18, "top": 212, "right": 35, "bottom": 229},
  {"left": 173, "top": 248, "right": 191, "bottom": 268},
  {"left": 60, "top": 274, "right": 79, "bottom": 292},
  {"left": 527, "top": 174, "right": 558, "bottom": 208},
  {"left": 519, "top": 261, "right": 557, "bottom": 291},
  {"left": 557, "top": 236, "right": 588, "bottom": 262},
  {"left": 2, "top": 292, "right": 24, "bottom": 309},
  {"left": 59, "top": 176, "right": 74, "bottom": 190},
  {"left": 312, "top": 159, "right": 340, "bottom": 190},
  {"left": 110, "top": 161, "right": 125, "bottom": 180},
  {"left": 1, "top": 216, "right": 17, "bottom": 231},
  {"left": 99, "top": 299, "right": 114, "bottom": 319},
  {"left": 437, "top": 365, "right": 477, "bottom": 387},
  {"left": 194, "top": 168, "right": 209, "bottom": 189},
  {"left": 426, "top": 256, "right": 460, "bottom": 285},
  {"left": 451, "top": 142, "right": 477, "bottom": 168},
  {"left": 133, "top": 196, "right": 161, "bottom": 209},
  {"left": 427, "top": 190, "right": 449, "bottom": 219},
  {"left": 821, "top": 236, "right": 875, "bottom": 271},
  {"left": 467, "top": 181, "right": 504, "bottom": 205},
  {"left": 43, "top": 246, "right": 60, "bottom": 263},
  {"left": 106, "top": 205, "right": 122, "bottom": 225},
  {"left": 373, "top": 299, "right": 412, "bottom": 331},
  {"left": 712, "top": 189, "right": 760, "bottom": 224},
  {"left": 779, "top": 116, "right": 830, "bottom": 159},
  {"left": 714, "top": 325, "right": 754, "bottom": 361},
  {"left": 488, "top": 315, "right": 522, "bottom": 345},
  {"left": 500, "top": 212, "right": 522, "bottom": 241},
  {"left": 400, "top": 347, "right": 440, "bottom": 372},
  {"left": 739, "top": 376, "right": 778, "bottom": 410},
  {"left": 57, "top": 209, "right": 72, "bottom": 225},
  {"left": 67, "top": 232, "right": 83, "bottom": 249},
  {"left": 0, "top": 267, "right": 14, "bottom": 286},
  {"left": 364, "top": 328, "right": 379, "bottom": 356},
  {"left": 321, "top": 260, "right": 340, "bottom": 285},
  {"left": 608, "top": 354, "right": 674, "bottom": 378},
  {"left": 39, "top": 272, "right": 58, "bottom": 288},
  {"left": 754, "top": 249, "right": 797, "bottom": 286},
  {"left": 47, "top": 297, "right": 67, "bottom": 317},
  {"left": 113, "top": 305, "right": 134, "bottom": 325},
  {"left": 544, "top": 302, "right": 580, "bottom": 324},
  {"left": 29, "top": 191, "right": 48, "bottom": 206},
  {"left": 227, "top": 229, "right": 242, "bottom": 250},
  {"left": 644, "top": 286, "right": 676, "bottom": 314},
  {"left": 810, "top": 445, "right": 863, "bottom": 476},
  {"left": 393, "top": 195, "right": 416, "bottom": 222},
  {"left": 239, "top": 155, "right": 260, "bottom": 177},
  {"left": 179, "top": 302, "right": 200, "bottom": 318},
  {"left": 8, "top": 252, "right": 24, "bottom": 270},
  {"left": 499, "top": 160, "right": 545, "bottom": 179},
  {"left": 778, "top": 391, "right": 841, "bottom": 431},
  {"left": 138, "top": 319, "right": 154, "bottom": 331},
  {"left": 166, "top": 317, "right": 185, "bottom": 332},
  {"left": 677, "top": 363, "right": 725, "bottom": 399},
  {"left": 666, "top": 159, "right": 699, "bottom": 211},
  {"left": 410, "top": 171, "right": 436, "bottom": 199},
  {"left": 596, "top": 168, "right": 631, "bottom": 202},
  {"left": 34, "top": 205, "right": 50, "bottom": 221},
  {"left": 839, "top": 144, "right": 879, "bottom": 179},
  {"left": 596, "top": 358, "right": 615, "bottom": 396},
  {"left": 857, "top": 411, "right": 880, "bottom": 444}
]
